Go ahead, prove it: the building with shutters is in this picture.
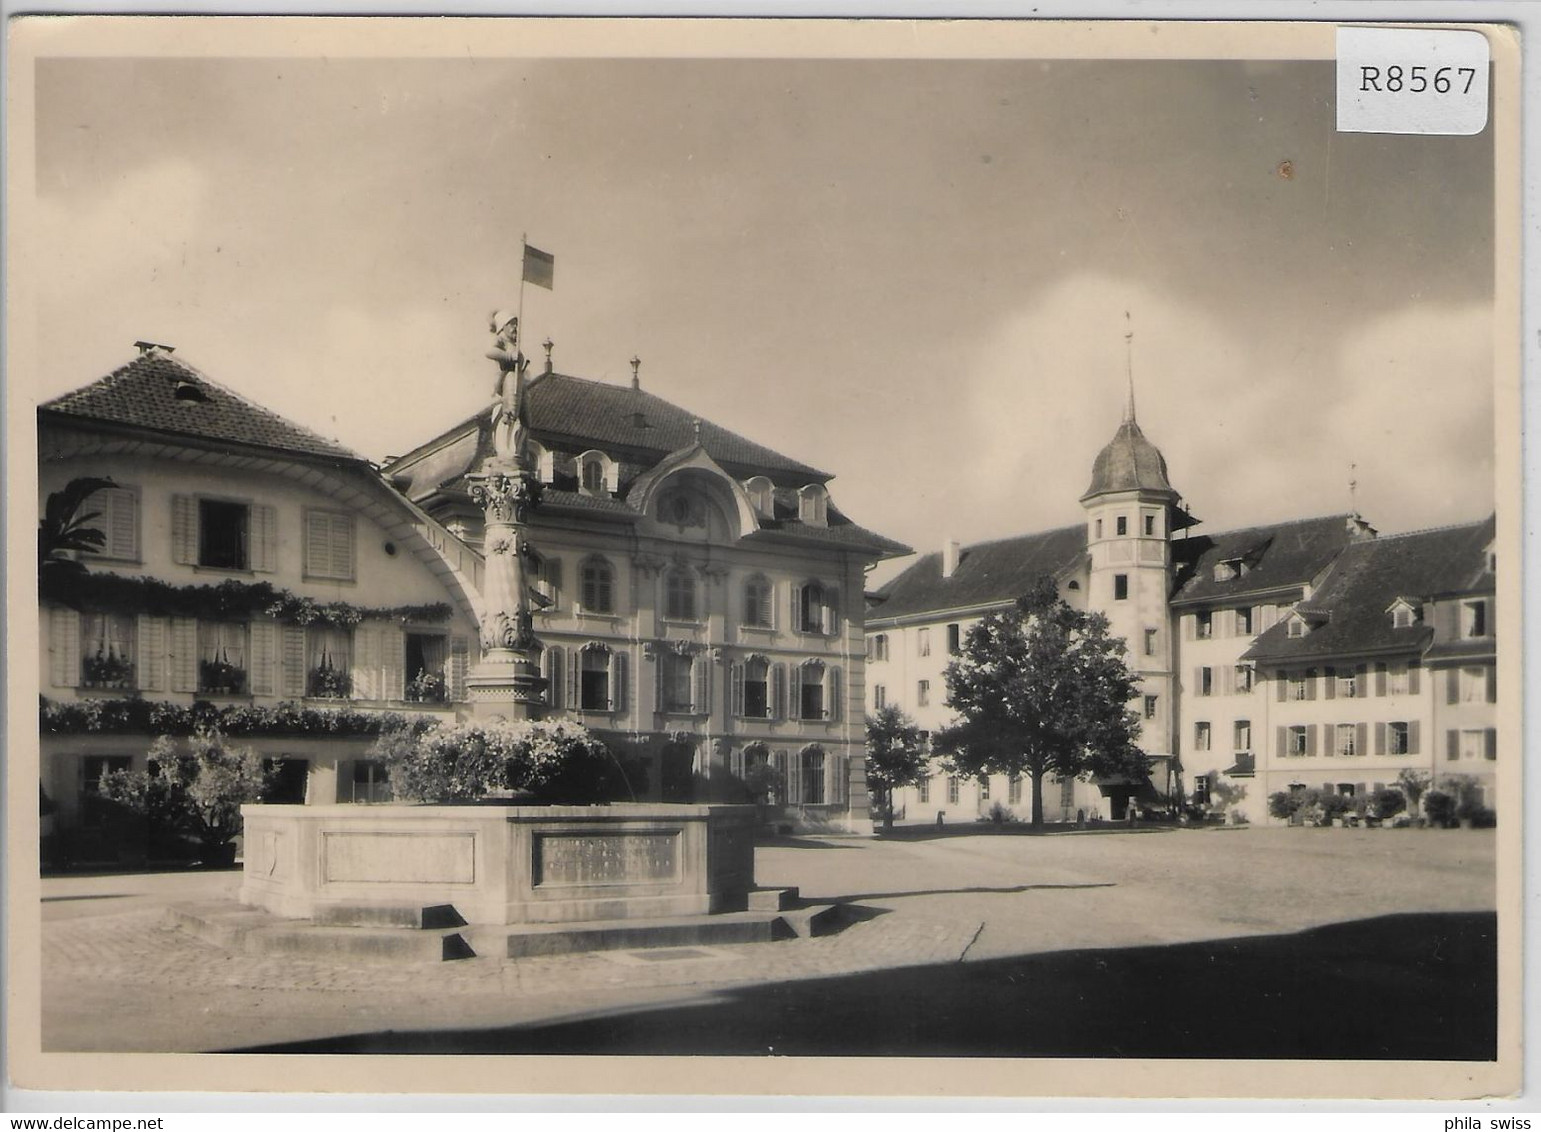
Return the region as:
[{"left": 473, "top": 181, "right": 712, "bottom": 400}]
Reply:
[
  {"left": 383, "top": 355, "right": 910, "bottom": 832},
  {"left": 38, "top": 345, "right": 484, "bottom": 840},
  {"left": 869, "top": 395, "right": 1499, "bottom": 826}
]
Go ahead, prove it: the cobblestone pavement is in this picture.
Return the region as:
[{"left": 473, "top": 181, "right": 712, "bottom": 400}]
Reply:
[{"left": 39, "top": 826, "right": 1497, "bottom": 1052}]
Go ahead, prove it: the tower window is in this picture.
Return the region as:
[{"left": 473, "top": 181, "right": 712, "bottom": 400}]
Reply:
[
  {"left": 1144, "top": 514, "right": 1156, "bottom": 537},
  {"left": 1144, "top": 628, "right": 1158, "bottom": 656},
  {"left": 947, "top": 624, "right": 961, "bottom": 655},
  {"left": 1143, "top": 695, "right": 1158, "bottom": 720},
  {"left": 1095, "top": 519, "right": 1103, "bottom": 539},
  {"left": 1116, "top": 516, "right": 1128, "bottom": 537},
  {"left": 1195, "top": 611, "right": 1213, "bottom": 639},
  {"left": 1113, "top": 575, "right": 1128, "bottom": 601}
]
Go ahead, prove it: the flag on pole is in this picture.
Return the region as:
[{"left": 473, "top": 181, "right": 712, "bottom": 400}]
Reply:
[{"left": 522, "top": 243, "right": 555, "bottom": 290}]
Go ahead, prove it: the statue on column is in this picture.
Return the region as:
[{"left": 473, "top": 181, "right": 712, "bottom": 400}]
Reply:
[{"left": 485, "top": 310, "right": 528, "bottom": 463}]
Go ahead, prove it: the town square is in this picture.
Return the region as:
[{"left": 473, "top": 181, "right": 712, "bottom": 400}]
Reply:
[{"left": 8, "top": 16, "right": 1520, "bottom": 1103}]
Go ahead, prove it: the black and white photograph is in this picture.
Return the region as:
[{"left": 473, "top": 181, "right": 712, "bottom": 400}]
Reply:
[{"left": 5, "top": 16, "right": 1524, "bottom": 1103}]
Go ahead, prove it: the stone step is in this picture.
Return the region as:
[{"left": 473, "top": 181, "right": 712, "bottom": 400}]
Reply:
[
  {"left": 746, "top": 886, "right": 801, "bottom": 912},
  {"left": 310, "top": 903, "right": 467, "bottom": 930},
  {"left": 483, "top": 910, "right": 794, "bottom": 959},
  {"left": 778, "top": 903, "right": 844, "bottom": 939},
  {"left": 166, "top": 902, "right": 477, "bottom": 962}
]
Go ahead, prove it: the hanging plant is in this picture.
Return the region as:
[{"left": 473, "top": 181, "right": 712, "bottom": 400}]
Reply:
[
  {"left": 40, "top": 570, "right": 453, "bottom": 627},
  {"left": 40, "top": 695, "right": 442, "bottom": 738}
]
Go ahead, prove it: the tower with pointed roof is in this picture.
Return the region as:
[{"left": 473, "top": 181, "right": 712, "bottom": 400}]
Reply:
[{"left": 1080, "top": 384, "right": 1184, "bottom": 768}]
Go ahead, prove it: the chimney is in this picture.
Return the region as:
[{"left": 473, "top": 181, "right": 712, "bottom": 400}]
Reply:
[
  {"left": 942, "top": 539, "right": 961, "bottom": 579},
  {"left": 1347, "top": 515, "right": 1378, "bottom": 542}
]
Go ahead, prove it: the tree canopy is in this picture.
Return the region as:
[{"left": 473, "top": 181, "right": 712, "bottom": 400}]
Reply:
[
  {"left": 935, "top": 576, "right": 1147, "bottom": 828},
  {"left": 864, "top": 704, "right": 928, "bottom": 830}
]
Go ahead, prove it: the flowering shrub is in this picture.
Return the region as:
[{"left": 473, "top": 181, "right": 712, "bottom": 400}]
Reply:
[
  {"left": 41, "top": 695, "right": 440, "bottom": 737},
  {"left": 406, "top": 670, "right": 448, "bottom": 703},
  {"left": 97, "top": 727, "right": 269, "bottom": 861},
  {"left": 376, "top": 718, "right": 645, "bottom": 804}
]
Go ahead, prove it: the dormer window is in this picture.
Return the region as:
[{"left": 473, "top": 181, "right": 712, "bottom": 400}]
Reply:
[
  {"left": 1388, "top": 599, "right": 1419, "bottom": 629},
  {"left": 1462, "top": 600, "right": 1488, "bottom": 638},
  {"left": 525, "top": 440, "right": 556, "bottom": 484},
  {"left": 744, "top": 476, "right": 775, "bottom": 517},
  {"left": 1286, "top": 615, "right": 1307, "bottom": 638},
  {"left": 1212, "top": 562, "right": 1236, "bottom": 583},
  {"left": 576, "top": 449, "right": 615, "bottom": 497},
  {"left": 797, "top": 484, "right": 829, "bottom": 528}
]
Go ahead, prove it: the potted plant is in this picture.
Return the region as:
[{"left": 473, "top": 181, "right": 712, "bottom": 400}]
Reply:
[
  {"left": 82, "top": 646, "right": 135, "bottom": 690},
  {"left": 199, "top": 658, "right": 247, "bottom": 696},
  {"left": 1423, "top": 789, "right": 1456, "bottom": 829},
  {"left": 406, "top": 668, "right": 447, "bottom": 704},
  {"left": 306, "top": 656, "right": 352, "bottom": 699}
]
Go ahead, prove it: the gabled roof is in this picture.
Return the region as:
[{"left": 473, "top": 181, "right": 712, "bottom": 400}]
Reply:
[
  {"left": 1170, "top": 514, "right": 1356, "bottom": 606},
  {"left": 1245, "top": 519, "right": 1493, "bottom": 664},
  {"left": 389, "top": 371, "right": 830, "bottom": 490},
  {"left": 869, "top": 524, "right": 1088, "bottom": 622},
  {"left": 39, "top": 350, "right": 361, "bottom": 464}
]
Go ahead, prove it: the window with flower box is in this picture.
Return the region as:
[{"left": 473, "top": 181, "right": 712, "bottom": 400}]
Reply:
[
  {"left": 198, "top": 621, "right": 249, "bottom": 695},
  {"left": 80, "top": 613, "right": 136, "bottom": 690},
  {"left": 404, "top": 633, "right": 448, "bottom": 703},
  {"left": 305, "top": 626, "right": 353, "bottom": 699}
]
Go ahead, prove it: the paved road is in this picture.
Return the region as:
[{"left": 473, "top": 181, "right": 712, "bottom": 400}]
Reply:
[{"left": 38, "top": 825, "right": 1496, "bottom": 1055}]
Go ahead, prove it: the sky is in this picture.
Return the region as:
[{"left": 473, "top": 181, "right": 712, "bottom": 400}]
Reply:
[{"left": 28, "top": 53, "right": 1496, "bottom": 584}]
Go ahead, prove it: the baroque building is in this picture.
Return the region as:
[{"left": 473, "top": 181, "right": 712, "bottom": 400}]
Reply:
[
  {"left": 383, "top": 354, "right": 909, "bottom": 832},
  {"left": 869, "top": 397, "right": 1498, "bottom": 826}
]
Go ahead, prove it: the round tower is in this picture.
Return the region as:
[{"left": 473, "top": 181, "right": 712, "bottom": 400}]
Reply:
[{"left": 1080, "top": 395, "right": 1180, "bottom": 762}]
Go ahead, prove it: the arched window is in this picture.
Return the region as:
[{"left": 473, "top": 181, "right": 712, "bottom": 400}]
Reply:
[
  {"left": 743, "top": 574, "right": 773, "bottom": 628},
  {"left": 799, "top": 745, "right": 827, "bottom": 805},
  {"left": 580, "top": 556, "right": 615, "bottom": 614},
  {"left": 798, "top": 580, "right": 838, "bottom": 635},
  {"left": 799, "top": 661, "right": 826, "bottom": 720},
  {"left": 525, "top": 440, "right": 555, "bottom": 484},
  {"left": 744, "top": 476, "right": 775, "bottom": 517},
  {"left": 742, "top": 655, "right": 771, "bottom": 718},
  {"left": 581, "top": 458, "right": 605, "bottom": 493},
  {"left": 797, "top": 484, "right": 828, "bottom": 527},
  {"left": 664, "top": 567, "right": 698, "bottom": 622},
  {"left": 580, "top": 644, "right": 611, "bottom": 710}
]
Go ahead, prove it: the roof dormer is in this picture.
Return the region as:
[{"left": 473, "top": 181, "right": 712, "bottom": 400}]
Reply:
[
  {"left": 798, "top": 483, "right": 829, "bottom": 528},
  {"left": 744, "top": 476, "right": 774, "bottom": 518},
  {"left": 1386, "top": 596, "right": 1422, "bottom": 630}
]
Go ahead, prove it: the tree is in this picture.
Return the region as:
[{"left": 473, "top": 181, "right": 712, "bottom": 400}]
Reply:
[
  {"left": 1396, "top": 769, "right": 1432, "bottom": 820},
  {"left": 97, "top": 727, "right": 270, "bottom": 863},
  {"left": 39, "top": 476, "right": 116, "bottom": 589},
  {"left": 934, "top": 576, "right": 1146, "bottom": 830},
  {"left": 864, "top": 704, "right": 928, "bottom": 830}
]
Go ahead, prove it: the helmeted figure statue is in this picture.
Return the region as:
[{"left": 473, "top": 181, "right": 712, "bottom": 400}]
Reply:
[{"left": 486, "top": 310, "right": 528, "bottom": 461}]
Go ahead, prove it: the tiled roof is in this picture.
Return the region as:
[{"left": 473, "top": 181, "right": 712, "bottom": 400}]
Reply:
[
  {"left": 1081, "top": 417, "right": 1176, "bottom": 501},
  {"left": 390, "top": 372, "right": 830, "bottom": 486},
  {"left": 1170, "top": 514, "right": 1356, "bottom": 605},
  {"left": 1245, "top": 520, "right": 1493, "bottom": 664},
  {"left": 869, "top": 524, "right": 1088, "bottom": 621},
  {"left": 39, "top": 350, "right": 362, "bottom": 463}
]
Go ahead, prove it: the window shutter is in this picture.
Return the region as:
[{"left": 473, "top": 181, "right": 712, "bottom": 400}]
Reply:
[
  {"left": 786, "top": 664, "right": 801, "bottom": 721},
  {"left": 1446, "top": 729, "right": 1459, "bottom": 762},
  {"left": 1220, "top": 666, "right": 1233, "bottom": 696},
  {"left": 136, "top": 615, "right": 166, "bottom": 692},
  {"left": 1276, "top": 672, "right": 1287, "bottom": 703},
  {"left": 448, "top": 635, "right": 470, "bottom": 701},
  {"left": 1375, "top": 663, "right": 1388, "bottom": 697},
  {"left": 1357, "top": 723, "right": 1367, "bottom": 757},
  {"left": 1276, "top": 725, "right": 1286, "bottom": 756},
  {"left": 567, "top": 648, "right": 580, "bottom": 711},
  {"left": 1305, "top": 725, "right": 1317, "bottom": 757},
  {"left": 280, "top": 626, "right": 306, "bottom": 697},
  {"left": 1323, "top": 667, "right": 1336, "bottom": 700},
  {"left": 541, "top": 644, "right": 560, "bottom": 708},
  {"left": 824, "top": 590, "right": 840, "bottom": 636},
  {"left": 1446, "top": 668, "right": 1459, "bottom": 705},
  {"left": 827, "top": 666, "right": 842, "bottom": 721},
  {"left": 170, "top": 616, "right": 199, "bottom": 692},
  {"left": 352, "top": 624, "right": 380, "bottom": 700},
  {"left": 787, "top": 751, "right": 802, "bottom": 806},
  {"left": 730, "top": 745, "right": 745, "bottom": 780},
  {"left": 1305, "top": 669, "right": 1317, "bottom": 700},
  {"left": 654, "top": 651, "right": 665, "bottom": 713},
  {"left": 772, "top": 750, "right": 788, "bottom": 804},
  {"left": 1183, "top": 615, "right": 1194, "bottom": 641},
  {"left": 790, "top": 586, "right": 800, "bottom": 632},
  {"left": 249, "top": 620, "right": 279, "bottom": 696},
  {"left": 49, "top": 608, "right": 81, "bottom": 687},
  {"left": 1408, "top": 721, "right": 1420, "bottom": 754},
  {"left": 612, "top": 650, "right": 628, "bottom": 713},
  {"left": 1356, "top": 663, "right": 1368, "bottom": 691},
  {"left": 1484, "top": 728, "right": 1497, "bottom": 761},
  {"left": 773, "top": 663, "right": 786, "bottom": 721},
  {"left": 251, "top": 504, "right": 278, "bottom": 573},
  {"left": 100, "top": 489, "right": 138, "bottom": 559},
  {"left": 691, "top": 654, "right": 710, "bottom": 715},
  {"left": 1485, "top": 666, "right": 1497, "bottom": 704},
  {"left": 730, "top": 662, "right": 744, "bottom": 718},
  {"left": 171, "top": 494, "right": 197, "bottom": 565},
  {"left": 546, "top": 558, "right": 563, "bottom": 609},
  {"left": 379, "top": 625, "right": 405, "bottom": 701},
  {"left": 305, "top": 511, "right": 331, "bottom": 577}
]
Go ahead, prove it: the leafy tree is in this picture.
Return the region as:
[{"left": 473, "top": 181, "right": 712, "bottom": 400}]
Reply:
[
  {"left": 864, "top": 704, "right": 928, "bottom": 830},
  {"left": 97, "top": 727, "right": 270, "bottom": 862},
  {"left": 934, "top": 576, "right": 1146, "bottom": 830},
  {"left": 1396, "top": 769, "right": 1432, "bottom": 819},
  {"left": 39, "top": 476, "right": 115, "bottom": 588}
]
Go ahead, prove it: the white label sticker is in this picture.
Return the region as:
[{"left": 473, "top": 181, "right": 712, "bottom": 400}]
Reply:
[{"left": 1337, "top": 27, "right": 1490, "bottom": 135}]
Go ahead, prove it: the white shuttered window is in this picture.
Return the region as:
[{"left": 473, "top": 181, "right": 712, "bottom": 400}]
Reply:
[{"left": 304, "top": 510, "right": 356, "bottom": 581}]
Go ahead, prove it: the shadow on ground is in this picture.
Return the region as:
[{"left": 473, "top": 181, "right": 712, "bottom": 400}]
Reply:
[
  {"left": 876, "top": 823, "right": 1184, "bottom": 842},
  {"left": 230, "top": 911, "right": 1495, "bottom": 1060}
]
